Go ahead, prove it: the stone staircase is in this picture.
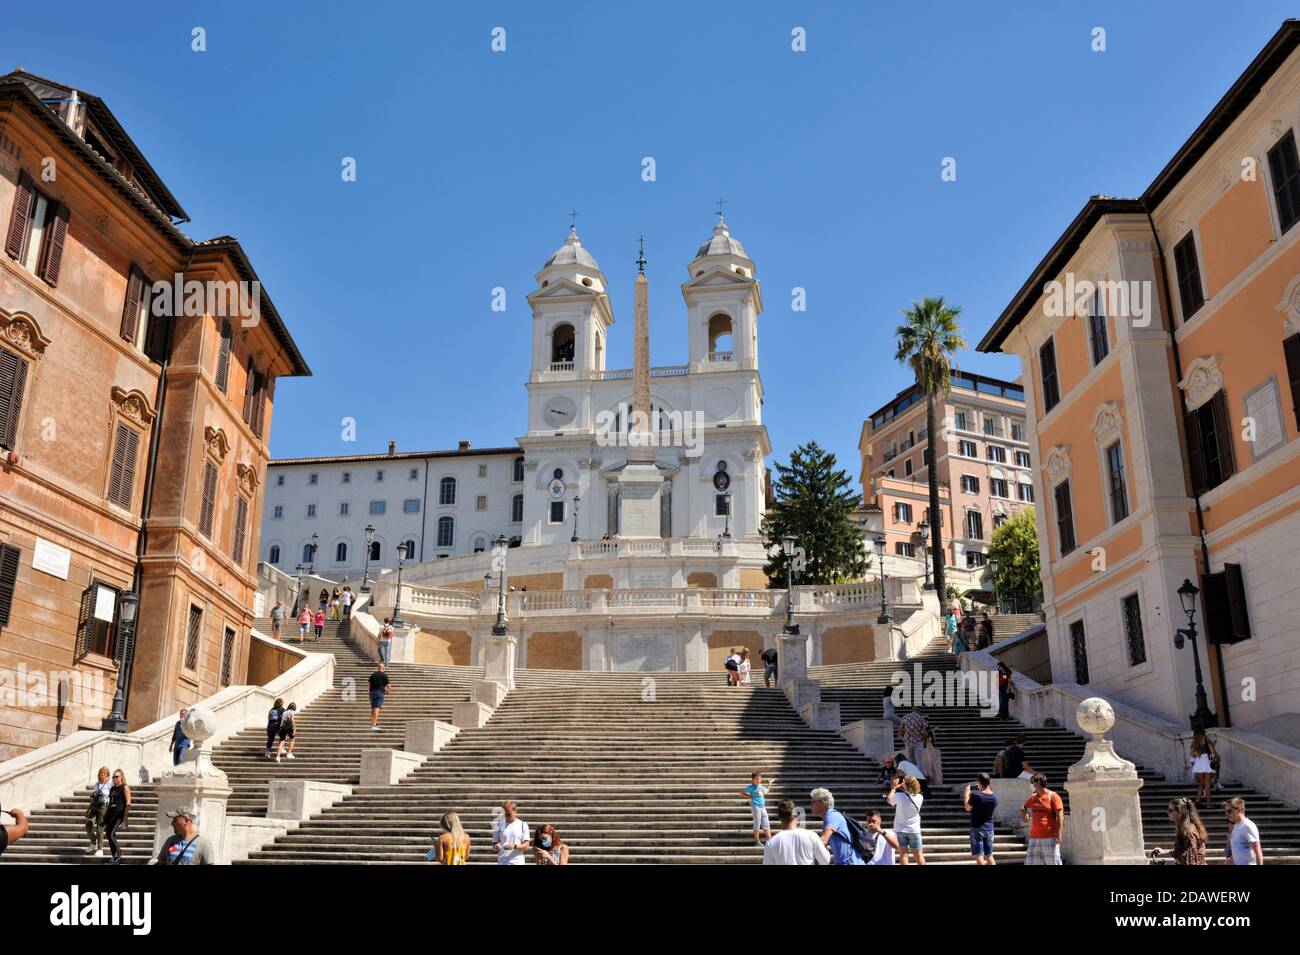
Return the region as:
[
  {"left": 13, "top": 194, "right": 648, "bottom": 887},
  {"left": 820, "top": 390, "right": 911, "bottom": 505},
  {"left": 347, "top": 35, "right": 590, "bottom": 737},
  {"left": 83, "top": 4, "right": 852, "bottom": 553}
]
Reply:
[{"left": 988, "top": 612, "right": 1043, "bottom": 641}]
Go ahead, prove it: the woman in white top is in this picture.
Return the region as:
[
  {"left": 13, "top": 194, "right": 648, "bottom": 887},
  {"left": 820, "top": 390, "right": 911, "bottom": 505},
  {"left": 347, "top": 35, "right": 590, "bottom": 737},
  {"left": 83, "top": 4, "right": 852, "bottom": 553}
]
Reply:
[
  {"left": 737, "top": 649, "right": 752, "bottom": 685},
  {"left": 885, "top": 774, "right": 926, "bottom": 865}
]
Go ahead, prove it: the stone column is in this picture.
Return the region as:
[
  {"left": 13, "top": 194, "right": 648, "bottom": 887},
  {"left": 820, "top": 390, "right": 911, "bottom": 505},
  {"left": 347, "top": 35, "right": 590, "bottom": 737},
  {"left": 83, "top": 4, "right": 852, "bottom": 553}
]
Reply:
[
  {"left": 483, "top": 631, "right": 517, "bottom": 690},
  {"left": 777, "top": 631, "right": 808, "bottom": 687},
  {"left": 1063, "top": 697, "right": 1147, "bottom": 865},
  {"left": 153, "top": 706, "right": 233, "bottom": 864}
]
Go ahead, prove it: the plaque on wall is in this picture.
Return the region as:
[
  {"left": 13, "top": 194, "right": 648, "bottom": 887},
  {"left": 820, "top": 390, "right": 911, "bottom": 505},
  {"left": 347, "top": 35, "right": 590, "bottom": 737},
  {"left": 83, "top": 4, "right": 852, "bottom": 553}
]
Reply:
[
  {"left": 32, "top": 537, "right": 71, "bottom": 580},
  {"left": 1243, "top": 377, "right": 1285, "bottom": 462},
  {"left": 613, "top": 633, "right": 673, "bottom": 672}
]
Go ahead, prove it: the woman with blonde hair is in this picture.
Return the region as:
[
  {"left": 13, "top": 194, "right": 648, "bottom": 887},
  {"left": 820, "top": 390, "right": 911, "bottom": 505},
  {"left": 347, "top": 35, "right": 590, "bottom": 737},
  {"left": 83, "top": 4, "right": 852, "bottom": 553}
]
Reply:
[
  {"left": 433, "top": 810, "right": 470, "bottom": 864},
  {"left": 1153, "top": 797, "right": 1208, "bottom": 865},
  {"left": 84, "top": 766, "right": 112, "bottom": 857},
  {"left": 886, "top": 773, "right": 926, "bottom": 865},
  {"left": 1189, "top": 728, "right": 1217, "bottom": 809}
]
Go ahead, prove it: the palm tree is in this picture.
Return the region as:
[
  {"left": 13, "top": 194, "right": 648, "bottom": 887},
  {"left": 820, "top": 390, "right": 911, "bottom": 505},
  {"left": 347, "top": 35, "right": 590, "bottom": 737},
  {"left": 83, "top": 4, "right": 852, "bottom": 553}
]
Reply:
[{"left": 895, "top": 297, "right": 966, "bottom": 610}]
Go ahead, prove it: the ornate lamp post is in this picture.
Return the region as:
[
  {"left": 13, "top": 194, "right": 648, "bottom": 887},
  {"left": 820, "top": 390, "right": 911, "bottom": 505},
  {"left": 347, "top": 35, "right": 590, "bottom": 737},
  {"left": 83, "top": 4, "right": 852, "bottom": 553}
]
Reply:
[
  {"left": 1175, "top": 578, "right": 1218, "bottom": 730},
  {"left": 293, "top": 562, "right": 306, "bottom": 616},
  {"left": 874, "top": 536, "right": 891, "bottom": 625},
  {"left": 571, "top": 495, "right": 581, "bottom": 543},
  {"left": 100, "top": 590, "right": 140, "bottom": 733},
  {"left": 361, "top": 524, "right": 376, "bottom": 593},
  {"left": 307, "top": 533, "right": 319, "bottom": 575},
  {"left": 391, "top": 542, "right": 408, "bottom": 629},
  {"left": 988, "top": 555, "right": 1000, "bottom": 612},
  {"left": 917, "top": 520, "right": 933, "bottom": 589},
  {"left": 491, "top": 534, "right": 509, "bottom": 636},
  {"left": 781, "top": 533, "right": 799, "bottom": 636},
  {"left": 722, "top": 492, "right": 733, "bottom": 539}
]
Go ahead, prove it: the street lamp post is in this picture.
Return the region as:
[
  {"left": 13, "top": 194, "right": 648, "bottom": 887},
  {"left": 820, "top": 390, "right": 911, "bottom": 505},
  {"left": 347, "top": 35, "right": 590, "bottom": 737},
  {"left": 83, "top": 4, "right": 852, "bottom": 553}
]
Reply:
[
  {"left": 100, "top": 590, "right": 140, "bottom": 733},
  {"left": 361, "top": 524, "right": 376, "bottom": 593},
  {"left": 917, "top": 520, "right": 933, "bottom": 589},
  {"left": 781, "top": 533, "right": 799, "bottom": 635},
  {"left": 308, "top": 533, "right": 319, "bottom": 575},
  {"left": 873, "top": 536, "right": 891, "bottom": 625},
  {"left": 571, "top": 495, "right": 581, "bottom": 543},
  {"left": 491, "top": 534, "right": 509, "bottom": 636},
  {"left": 722, "top": 492, "right": 732, "bottom": 539},
  {"left": 391, "top": 542, "right": 408, "bottom": 629},
  {"left": 293, "top": 562, "right": 306, "bottom": 617},
  {"left": 988, "top": 556, "right": 1000, "bottom": 613},
  {"left": 1175, "top": 578, "right": 1218, "bottom": 730}
]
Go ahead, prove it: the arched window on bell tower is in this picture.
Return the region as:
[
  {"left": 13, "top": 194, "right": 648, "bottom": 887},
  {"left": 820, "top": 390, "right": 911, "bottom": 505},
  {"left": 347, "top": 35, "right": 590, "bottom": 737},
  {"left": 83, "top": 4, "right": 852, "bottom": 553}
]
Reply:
[
  {"left": 708, "top": 313, "right": 733, "bottom": 362},
  {"left": 550, "top": 323, "right": 575, "bottom": 368}
]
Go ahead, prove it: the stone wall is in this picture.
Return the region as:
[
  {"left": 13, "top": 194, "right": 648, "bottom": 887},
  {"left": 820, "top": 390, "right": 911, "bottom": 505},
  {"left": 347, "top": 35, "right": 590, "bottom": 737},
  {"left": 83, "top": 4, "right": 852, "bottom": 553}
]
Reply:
[
  {"left": 525, "top": 631, "right": 583, "bottom": 669},
  {"left": 820, "top": 625, "right": 875, "bottom": 665},
  {"left": 413, "top": 629, "right": 472, "bottom": 666}
]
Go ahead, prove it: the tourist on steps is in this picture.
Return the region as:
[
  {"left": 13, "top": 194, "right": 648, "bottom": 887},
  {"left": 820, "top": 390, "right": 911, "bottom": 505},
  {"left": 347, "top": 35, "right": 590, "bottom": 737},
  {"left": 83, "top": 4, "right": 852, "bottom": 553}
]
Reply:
[
  {"left": 1223, "top": 797, "right": 1264, "bottom": 865},
  {"left": 899, "top": 709, "right": 928, "bottom": 764},
  {"left": 104, "top": 768, "right": 130, "bottom": 864},
  {"left": 763, "top": 799, "right": 830, "bottom": 865},
  {"left": 964, "top": 773, "right": 998, "bottom": 865},
  {"left": 369, "top": 663, "right": 390, "bottom": 731},
  {"left": 431, "top": 810, "right": 471, "bottom": 864},
  {"left": 297, "top": 604, "right": 311, "bottom": 642},
  {"left": 84, "top": 766, "right": 112, "bottom": 857},
  {"left": 266, "top": 698, "right": 285, "bottom": 757},
  {"left": 760, "top": 645, "right": 778, "bottom": 687},
  {"left": 810, "top": 788, "right": 864, "bottom": 865},
  {"left": 893, "top": 751, "right": 929, "bottom": 797},
  {"left": 1152, "top": 797, "right": 1207, "bottom": 865},
  {"left": 919, "top": 726, "right": 944, "bottom": 786},
  {"left": 996, "top": 662, "right": 1014, "bottom": 719},
  {"left": 170, "top": 708, "right": 190, "bottom": 766},
  {"left": 275, "top": 703, "right": 297, "bottom": 762},
  {"left": 330, "top": 585, "right": 342, "bottom": 621},
  {"left": 864, "top": 809, "right": 900, "bottom": 865},
  {"left": 533, "top": 824, "right": 569, "bottom": 865},
  {"left": 1021, "top": 773, "right": 1064, "bottom": 865},
  {"left": 342, "top": 586, "right": 354, "bottom": 619},
  {"left": 742, "top": 771, "right": 776, "bottom": 845},
  {"left": 724, "top": 647, "right": 741, "bottom": 686},
  {"left": 1189, "top": 727, "right": 1218, "bottom": 809},
  {"left": 492, "top": 801, "right": 530, "bottom": 865},
  {"left": 886, "top": 773, "right": 926, "bottom": 865},
  {"left": 978, "top": 613, "right": 994, "bottom": 650},
  {"left": 313, "top": 607, "right": 325, "bottom": 641},
  {"left": 377, "top": 618, "right": 394, "bottom": 664},
  {"left": 270, "top": 600, "right": 285, "bottom": 640},
  {"left": 737, "top": 648, "right": 752, "bottom": 685},
  {"left": 157, "top": 808, "right": 215, "bottom": 865},
  {"left": 945, "top": 610, "right": 959, "bottom": 652}
]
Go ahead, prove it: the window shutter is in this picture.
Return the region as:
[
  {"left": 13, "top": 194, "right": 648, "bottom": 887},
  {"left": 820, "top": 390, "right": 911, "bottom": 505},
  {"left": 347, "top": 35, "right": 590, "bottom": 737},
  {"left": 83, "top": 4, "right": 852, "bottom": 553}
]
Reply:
[
  {"left": 120, "top": 267, "right": 144, "bottom": 343},
  {"left": 232, "top": 496, "right": 248, "bottom": 565},
  {"left": 108, "top": 423, "right": 128, "bottom": 505},
  {"left": 144, "top": 308, "right": 171, "bottom": 364},
  {"left": 0, "top": 349, "right": 28, "bottom": 451},
  {"left": 0, "top": 543, "right": 20, "bottom": 627},
  {"left": 1211, "top": 391, "right": 1236, "bottom": 483},
  {"left": 199, "top": 462, "right": 218, "bottom": 537},
  {"left": 214, "top": 321, "right": 232, "bottom": 393},
  {"left": 1285, "top": 334, "right": 1300, "bottom": 430},
  {"left": 73, "top": 583, "right": 95, "bottom": 661},
  {"left": 1184, "top": 407, "right": 1206, "bottom": 495},
  {"left": 37, "top": 202, "right": 70, "bottom": 286},
  {"left": 5, "top": 173, "right": 33, "bottom": 261},
  {"left": 242, "top": 359, "right": 256, "bottom": 424},
  {"left": 1224, "top": 563, "right": 1252, "bottom": 643},
  {"left": 253, "top": 372, "right": 268, "bottom": 436}
]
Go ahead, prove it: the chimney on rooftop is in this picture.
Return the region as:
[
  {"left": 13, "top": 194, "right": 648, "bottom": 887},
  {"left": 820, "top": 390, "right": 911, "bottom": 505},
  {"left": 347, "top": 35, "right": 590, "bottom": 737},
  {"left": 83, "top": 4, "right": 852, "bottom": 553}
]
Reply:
[
  {"left": 387, "top": 440, "right": 396, "bottom": 456},
  {"left": 458, "top": 440, "right": 471, "bottom": 451}
]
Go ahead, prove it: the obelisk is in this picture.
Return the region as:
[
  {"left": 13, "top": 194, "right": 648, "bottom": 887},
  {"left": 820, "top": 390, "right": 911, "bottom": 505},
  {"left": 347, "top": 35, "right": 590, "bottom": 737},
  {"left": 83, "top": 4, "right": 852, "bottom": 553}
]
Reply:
[{"left": 617, "top": 240, "right": 665, "bottom": 537}]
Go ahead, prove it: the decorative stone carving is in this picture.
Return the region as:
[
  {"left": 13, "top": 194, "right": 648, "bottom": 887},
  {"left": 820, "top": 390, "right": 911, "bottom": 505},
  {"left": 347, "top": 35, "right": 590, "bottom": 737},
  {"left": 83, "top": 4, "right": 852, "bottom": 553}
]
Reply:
[
  {"left": 1091, "top": 401, "right": 1123, "bottom": 446},
  {"left": 236, "top": 462, "right": 260, "bottom": 497},
  {"left": 204, "top": 426, "right": 231, "bottom": 463},
  {"left": 523, "top": 460, "right": 539, "bottom": 472},
  {"left": 1178, "top": 355, "right": 1223, "bottom": 412},
  {"left": 1275, "top": 274, "right": 1300, "bottom": 336},
  {"left": 1044, "top": 445, "right": 1071, "bottom": 486},
  {"left": 743, "top": 446, "right": 763, "bottom": 460},
  {"left": 1064, "top": 696, "right": 1147, "bottom": 864},
  {"left": 111, "top": 386, "right": 157, "bottom": 427},
  {"left": 1117, "top": 236, "right": 1155, "bottom": 253},
  {"left": 0, "top": 309, "right": 51, "bottom": 359}
]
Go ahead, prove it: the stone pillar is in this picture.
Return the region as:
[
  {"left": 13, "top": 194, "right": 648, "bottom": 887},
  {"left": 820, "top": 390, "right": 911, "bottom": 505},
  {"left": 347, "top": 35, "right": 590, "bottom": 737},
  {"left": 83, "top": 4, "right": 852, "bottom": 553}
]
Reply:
[
  {"left": 840, "top": 719, "right": 897, "bottom": 760},
  {"left": 153, "top": 706, "right": 233, "bottom": 863},
  {"left": 484, "top": 631, "right": 517, "bottom": 689},
  {"left": 1062, "top": 697, "right": 1147, "bottom": 865},
  {"left": 777, "top": 632, "right": 808, "bottom": 688}
]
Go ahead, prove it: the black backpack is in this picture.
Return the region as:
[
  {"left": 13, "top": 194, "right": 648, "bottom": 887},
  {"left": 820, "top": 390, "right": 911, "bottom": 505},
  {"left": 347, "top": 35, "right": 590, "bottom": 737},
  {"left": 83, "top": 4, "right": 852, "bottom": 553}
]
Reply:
[{"left": 838, "top": 814, "right": 873, "bottom": 862}]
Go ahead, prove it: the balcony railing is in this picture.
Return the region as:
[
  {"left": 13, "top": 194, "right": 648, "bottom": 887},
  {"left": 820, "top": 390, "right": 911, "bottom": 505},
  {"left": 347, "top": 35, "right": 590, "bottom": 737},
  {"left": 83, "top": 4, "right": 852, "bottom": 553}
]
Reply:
[
  {"left": 548, "top": 361, "right": 575, "bottom": 373},
  {"left": 707, "top": 351, "right": 734, "bottom": 363}
]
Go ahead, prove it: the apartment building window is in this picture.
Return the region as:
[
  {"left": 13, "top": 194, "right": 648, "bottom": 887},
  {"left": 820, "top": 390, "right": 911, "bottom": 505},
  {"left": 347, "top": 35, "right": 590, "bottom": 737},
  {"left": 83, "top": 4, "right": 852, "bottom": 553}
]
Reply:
[
  {"left": 965, "top": 510, "right": 984, "bottom": 541},
  {"left": 954, "top": 411, "right": 968, "bottom": 431},
  {"left": 960, "top": 475, "right": 979, "bottom": 494},
  {"left": 308, "top": 473, "right": 318, "bottom": 485},
  {"left": 403, "top": 498, "right": 420, "bottom": 513},
  {"left": 376, "top": 469, "right": 384, "bottom": 482},
  {"left": 214, "top": 321, "right": 233, "bottom": 394},
  {"left": 1267, "top": 128, "right": 1300, "bottom": 234},
  {"left": 302, "top": 543, "right": 315, "bottom": 563},
  {"left": 983, "top": 417, "right": 998, "bottom": 436},
  {"left": 74, "top": 581, "right": 120, "bottom": 660},
  {"left": 402, "top": 539, "right": 417, "bottom": 560},
  {"left": 120, "top": 267, "right": 168, "bottom": 362},
  {"left": 409, "top": 468, "right": 419, "bottom": 480},
  {"left": 106, "top": 422, "right": 141, "bottom": 510},
  {"left": 1284, "top": 334, "right": 1300, "bottom": 429},
  {"left": 1186, "top": 391, "right": 1235, "bottom": 494},
  {"left": 1014, "top": 450, "right": 1031, "bottom": 468},
  {"left": 1089, "top": 289, "right": 1109, "bottom": 365},
  {"left": 0, "top": 347, "right": 30, "bottom": 452},
  {"left": 1018, "top": 481, "right": 1034, "bottom": 503},
  {"left": 476, "top": 495, "right": 488, "bottom": 511},
  {"left": 549, "top": 500, "right": 565, "bottom": 524},
  {"left": 0, "top": 543, "right": 18, "bottom": 628},
  {"left": 958, "top": 439, "right": 977, "bottom": 458},
  {"left": 904, "top": 458, "right": 913, "bottom": 477},
  {"left": 183, "top": 605, "right": 202, "bottom": 672},
  {"left": 268, "top": 544, "right": 281, "bottom": 565},
  {"left": 887, "top": 469, "right": 895, "bottom": 478},
  {"left": 370, "top": 500, "right": 386, "bottom": 515},
  {"left": 1121, "top": 593, "right": 1147, "bottom": 666},
  {"left": 1040, "top": 338, "right": 1060, "bottom": 413},
  {"left": 306, "top": 504, "right": 316, "bottom": 518},
  {"left": 893, "top": 502, "right": 913, "bottom": 523},
  {"left": 1203, "top": 563, "right": 1253, "bottom": 645},
  {"left": 342, "top": 471, "right": 351, "bottom": 483},
  {"left": 232, "top": 496, "right": 249, "bottom": 565},
  {"left": 340, "top": 502, "right": 349, "bottom": 516},
  {"left": 220, "top": 627, "right": 237, "bottom": 687},
  {"left": 986, "top": 445, "right": 1006, "bottom": 464},
  {"left": 513, "top": 456, "right": 525, "bottom": 482},
  {"left": 472, "top": 536, "right": 488, "bottom": 553},
  {"left": 335, "top": 542, "right": 348, "bottom": 562},
  {"left": 1054, "top": 480, "right": 1076, "bottom": 556},
  {"left": 511, "top": 493, "right": 524, "bottom": 522},
  {"left": 1011, "top": 421, "right": 1025, "bottom": 442},
  {"left": 1173, "top": 233, "right": 1204, "bottom": 321},
  {"left": 478, "top": 464, "right": 488, "bottom": 478},
  {"left": 966, "top": 550, "right": 987, "bottom": 568},
  {"left": 990, "top": 477, "right": 1008, "bottom": 498},
  {"left": 894, "top": 542, "right": 915, "bottom": 557},
  {"left": 439, "top": 477, "right": 457, "bottom": 506},
  {"left": 5, "top": 173, "right": 69, "bottom": 284},
  {"left": 368, "top": 541, "right": 381, "bottom": 561},
  {"left": 1106, "top": 441, "right": 1129, "bottom": 523},
  {"left": 276, "top": 474, "right": 285, "bottom": 486},
  {"left": 198, "top": 462, "right": 218, "bottom": 538},
  {"left": 273, "top": 505, "right": 283, "bottom": 519},
  {"left": 1069, "top": 620, "right": 1090, "bottom": 685}
]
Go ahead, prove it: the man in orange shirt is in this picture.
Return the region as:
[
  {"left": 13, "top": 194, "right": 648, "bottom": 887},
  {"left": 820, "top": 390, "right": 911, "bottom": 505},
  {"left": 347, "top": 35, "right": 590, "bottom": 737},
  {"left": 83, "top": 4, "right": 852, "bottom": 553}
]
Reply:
[{"left": 1021, "top": 773, "right": 1064, "bottom": 865}]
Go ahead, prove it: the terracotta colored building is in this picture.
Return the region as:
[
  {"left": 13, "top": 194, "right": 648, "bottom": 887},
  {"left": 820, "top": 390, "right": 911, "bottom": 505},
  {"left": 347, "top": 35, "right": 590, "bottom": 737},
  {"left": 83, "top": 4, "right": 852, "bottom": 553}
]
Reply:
[
  {"left": 859, "top": 370, "right": 1034, "bottom": 573},
  {"left": 978, "top": 21, "right": 1300, "bottom": 735},
  {"left": 0, "top": 71, "right": 308, "bottom": 758}
]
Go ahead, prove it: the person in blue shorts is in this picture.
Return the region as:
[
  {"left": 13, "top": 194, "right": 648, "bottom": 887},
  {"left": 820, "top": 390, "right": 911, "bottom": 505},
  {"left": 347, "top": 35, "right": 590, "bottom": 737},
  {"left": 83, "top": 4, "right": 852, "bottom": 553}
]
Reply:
[
  {"left": 369, "top": 662, "right": 391, "bottom": 731},
  {"left": 964, "top": 772, "right": 999, "bottom": 865},
  {"left": 742, "top": 771, "right": 776, "bottom": 845}
]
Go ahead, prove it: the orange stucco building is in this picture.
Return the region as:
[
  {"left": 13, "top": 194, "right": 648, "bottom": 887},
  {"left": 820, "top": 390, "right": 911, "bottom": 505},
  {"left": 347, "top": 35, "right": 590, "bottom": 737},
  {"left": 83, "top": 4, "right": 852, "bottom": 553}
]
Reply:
[
  {"left": 979, "top": 21, "right": 1300, "bottom": 736},
  {"left": 0, "top": 71, "right": 308, "bottom": 758}
]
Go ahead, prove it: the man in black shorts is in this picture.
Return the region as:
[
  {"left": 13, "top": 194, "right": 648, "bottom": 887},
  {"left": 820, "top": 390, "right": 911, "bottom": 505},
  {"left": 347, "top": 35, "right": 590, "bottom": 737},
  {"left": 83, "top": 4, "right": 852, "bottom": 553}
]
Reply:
[
  {"left": 369, "top": 662, "right": 391, "bottom": 731},
  {"left": 0, "top": 806, "right": 29, "bottom": 857}
]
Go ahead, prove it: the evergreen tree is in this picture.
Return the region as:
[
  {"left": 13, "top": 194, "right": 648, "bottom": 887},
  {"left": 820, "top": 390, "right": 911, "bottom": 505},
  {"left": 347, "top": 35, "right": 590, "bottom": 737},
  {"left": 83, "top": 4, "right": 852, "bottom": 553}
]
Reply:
[
  {"left": 987, "top": 508, "right": 1042, "bottom": 600},
  {"left": 761, "top": 442, "right": 868, "bottom": 586}
]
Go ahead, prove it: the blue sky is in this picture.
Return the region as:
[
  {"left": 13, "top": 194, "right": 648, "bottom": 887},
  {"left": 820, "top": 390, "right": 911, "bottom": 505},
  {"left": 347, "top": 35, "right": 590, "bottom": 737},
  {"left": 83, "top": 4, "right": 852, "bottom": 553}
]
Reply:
[{"left": 6, "top": 1, "right": 1296, "bottom": 478}]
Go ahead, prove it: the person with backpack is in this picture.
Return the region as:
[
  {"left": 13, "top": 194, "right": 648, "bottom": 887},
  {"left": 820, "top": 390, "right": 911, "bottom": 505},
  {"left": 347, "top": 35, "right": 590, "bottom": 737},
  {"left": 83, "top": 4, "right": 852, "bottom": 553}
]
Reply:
[
  {"left": 964, "top": 773, "right": 999, "bottom": 865},
  {"left": 377, "top": 618, "right": 395, "bottom": 664},
  {"left": 265, "top": 698, "right": 285, "bottom": 759},
  {"left": 809, "top": 788, "right": 865, "bottom": 865},
  {"left": 886, "top": 773, "right": 926, "bottom": 864},
  {"left": 763, "top": 800, "right": 830, "bottom": 865},
  {"left": 760, "top": 646, "right": 778, "bottom": 687},
  {"left": 275, "top": 703, "right": 298, "bottom": 762}
]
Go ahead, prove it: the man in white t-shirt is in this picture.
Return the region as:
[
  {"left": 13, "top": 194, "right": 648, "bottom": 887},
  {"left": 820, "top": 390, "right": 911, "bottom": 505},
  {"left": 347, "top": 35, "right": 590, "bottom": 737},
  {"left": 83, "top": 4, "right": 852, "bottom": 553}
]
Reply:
[
  {"left": 492, "top": 800, "right": 530, "bottom": 865},
  {"left": 763, "top": 800, "right": 831, "bottom": 865},
  {"left": 865, "top": 810, "right": 900, "bottom": 865}
]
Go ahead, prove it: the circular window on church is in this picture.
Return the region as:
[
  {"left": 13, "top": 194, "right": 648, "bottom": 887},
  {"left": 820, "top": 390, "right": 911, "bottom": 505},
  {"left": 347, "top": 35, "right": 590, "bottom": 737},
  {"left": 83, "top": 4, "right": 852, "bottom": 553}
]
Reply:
[{"left": 582, "top": 277, "right": 593, "bottom": 287}]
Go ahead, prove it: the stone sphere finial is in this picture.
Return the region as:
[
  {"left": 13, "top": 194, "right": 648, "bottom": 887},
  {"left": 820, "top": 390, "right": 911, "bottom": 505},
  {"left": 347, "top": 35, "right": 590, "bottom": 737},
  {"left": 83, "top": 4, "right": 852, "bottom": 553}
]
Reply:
[
  {"left": 181, "top": 705, "right": 218, "bottom": 744},
  {"left": 1077, "top": 697, "right": 1114, "bottom": 739}
]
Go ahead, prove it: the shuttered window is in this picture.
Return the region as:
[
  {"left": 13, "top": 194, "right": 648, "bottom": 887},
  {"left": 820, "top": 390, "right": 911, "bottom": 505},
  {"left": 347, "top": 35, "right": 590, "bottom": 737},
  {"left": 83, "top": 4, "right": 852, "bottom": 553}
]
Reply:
[
  {"left": 184, "top": 604, "right": 202, "bottom": 672},
  {"left": 1069, "top": 620, "right": 1090, "bottom": 685},
  {"left": 1122, "top": 593, "right": 1147, "bottom": 667},
  {"left": 0, "top": 542, "right": 20, "bottom": 628},
  {"left": 214, "top": 321, "right": 232, "bottom": 394},
  {"left": 1283, "top": 333, "right": 1300, "bottom": 431},
  {"left": 232, "top": 496, "right": 249, "bottom": 565},
  {"left": 4, "top": 173, "right": 34, "bottom": 261},
  {"left": 242, "top": 359, "right": 256, "bottom": 425},
  {"left": 35, "top": 201, "right": 69, "bottom": 286},
  {"left": 1185, "top": 391, "right": 1236, "bottom": 495},
  {"left": 1106, "top": 441, "right": 1129, "bottom": 523},
  {"left": 1203, "top": 563, "right": 1252, "bottom": 646},
  {"left": 199, "top": 462, "right": 218, "bottom": 538},
  {"left": 0, "top": 347, "right": 29, "bottom": 450},
  {"left": 74, "top": 581, "right": 119, "bottom": 661},
  {"left": 107, "top": 423, "right": 141, "bottom": 510},
  {"left": 120, "top": 268, "right": 144, "bottom": 344},
  {"left": 1267, "top": 128, "right": 1300, "bottom": 235},
  {"left": 1039, "top": 338, "right": 1060, "bottom": 412},
  {"left": 1054, "top": 480, "right": 1076, "bottom": 556},
  {"left": 1173, "top": 233, "right": 1205, "bottom": 322},
  {"left": 219, "top": 627, "right": 237, "bottom": 687}
]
